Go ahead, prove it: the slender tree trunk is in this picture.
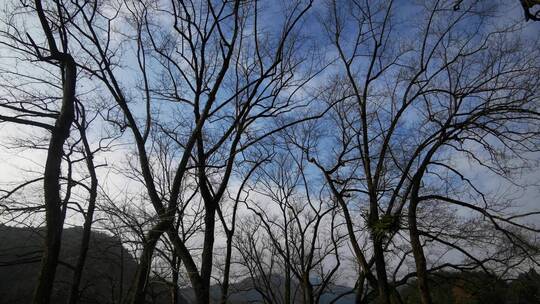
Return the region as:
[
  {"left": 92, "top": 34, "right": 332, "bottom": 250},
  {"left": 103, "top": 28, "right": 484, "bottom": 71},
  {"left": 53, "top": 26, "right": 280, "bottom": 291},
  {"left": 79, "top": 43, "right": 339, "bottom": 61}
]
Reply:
[
  {"left": 284, "top": 223, "right": 291, "bottom": 304},
  {"left": 302, "top": 275, "right": 314, "bottom": 304},
  {"left": 407, "top": 156, "right": 436, "bottom": 304},
  {"left": 32, "top": 56, "right": 76, "bottom": 304},
  {"left": 124, "top": 225, "right": 164, "bottom": 304},
  {"left": 354, "top": 274, "right": 365, "bottom": 304},
  {"left": 369, "top": 196, "right": 391, "bottom": 304},
  {"left": 372, "top": 239, "right": 391, "bottom": 304},
  {"left": 171, "top": 253, "right": 180, "bottom": 304},
  {"left": 120, "top": 238, "right": 125, "bottom": 303},
  {"left": 166, "top": 228, "right": 206, "bottom": 301},
  {"left": 68, "top": 121, "right": 98, "bottom": 304},
  {"left": 408, "top": 198, "right": 432, "bottom": 304},
  {"left": 196, "top": 204, "right": 217, "bottom": 304},
  {"left": 285, "top": 265, "right": 291, "bottom": 304},
  {"left": 220, "top": 234, "right": 233, "bottom": 304}
]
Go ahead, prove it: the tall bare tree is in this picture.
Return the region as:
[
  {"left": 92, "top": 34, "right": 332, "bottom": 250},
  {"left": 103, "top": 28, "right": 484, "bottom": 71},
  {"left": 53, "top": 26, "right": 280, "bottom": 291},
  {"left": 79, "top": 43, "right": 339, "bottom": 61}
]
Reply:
[
  {"left": 311, "top": 0, "right": 540, "bottom": 302},
  {"left": 1, "top": 0, "right": 538, "bottom": 303},
  {"left": 240, "top": 143, "right": 345, "bottom": 304},
  {"left": 34, "top": 0, "right": 325, "bottom": 303},
  {"left": 0, "top": 0, "right": 80, "bottom": 302}
]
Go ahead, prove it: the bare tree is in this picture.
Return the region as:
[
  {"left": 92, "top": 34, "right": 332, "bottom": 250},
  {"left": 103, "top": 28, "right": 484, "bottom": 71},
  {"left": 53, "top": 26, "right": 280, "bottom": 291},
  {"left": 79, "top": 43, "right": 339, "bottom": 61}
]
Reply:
[
  {"left": 238, "top": 141, "right": 346, "bottom": 304},
  {"left": 0, "top": 0, "right": 81, "bottom": 302},
  {"left": 1, "top": 0, "right": 538, "bottom": 303},
  {"left": 30, "top": 0, "right": 326, "bottom": 303},
  {"left": 311, "top": 0, "right": 540, "bottom": 302}
]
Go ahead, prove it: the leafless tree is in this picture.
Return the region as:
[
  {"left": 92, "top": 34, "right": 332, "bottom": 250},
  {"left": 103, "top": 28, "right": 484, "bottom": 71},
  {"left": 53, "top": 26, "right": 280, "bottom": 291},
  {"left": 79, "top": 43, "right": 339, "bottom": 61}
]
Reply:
[
  {"left": 236, "top": 141, "right": 346, "bottom": 304},
  {"left": 0, "top": 1, "right": 99, "bottom": 303},
  {"left": 21, "top": 0, "right": 326, "bottom": 303},
  {"left": 1, "top": 0, "right": 538, "bottom": 303},
  {"left": 310, "top": 0, "right": 540, "bottom": 303}
]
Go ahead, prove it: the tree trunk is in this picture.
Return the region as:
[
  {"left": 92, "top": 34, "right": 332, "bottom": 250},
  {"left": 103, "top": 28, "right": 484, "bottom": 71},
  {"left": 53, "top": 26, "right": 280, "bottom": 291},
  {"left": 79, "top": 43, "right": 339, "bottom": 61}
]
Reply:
[
  {"left": 125, "top": 226, "right": 164, "bottom": 304},
  {"left": 407, "top": 160, "right": 435, "bottom": 304},
  {"left": 302, "top": 275, "right": 314, "bottom": 304},
  {"left": 369, "top": 197, "right": 391, "bottom": 304},
  {"left": 67, "top": 121, "right": 98, "bottom": 304},
  {"left": 32, "top": 56, "right": 76, "bottom": 304},
  {"left": 372, "top": 239, "right": 391, "bottom": 304},
  {"left": 171, "top": 253, "right": 180, "bottom": 304},
  {"left": 120, "top": 238, "right": 125, "bottom": 303},
  {"left": 196, "top": 204, "right": 216, "bottom": 304},
  {"left": 220, "top": 234, "right": 233, "bottom": 304},
  {"left": 355, "top": 273, "right": 366, "bottom": 304},
  {"left": 285, "top": 265, "right": 291, "bottom": 304},
  {"left": 408, "top": 198, "right": 432, "bottom": 304}
]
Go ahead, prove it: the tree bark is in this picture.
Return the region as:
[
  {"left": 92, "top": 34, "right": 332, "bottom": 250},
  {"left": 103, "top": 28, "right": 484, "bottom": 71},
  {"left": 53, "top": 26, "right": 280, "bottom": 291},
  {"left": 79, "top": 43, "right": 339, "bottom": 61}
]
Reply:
[
  {"left": 354, "top": 273, "right": 366, "bottom": 304},
  {"left": 124, "top": 225, "right": 164, "bottom": 304},
  {"left": 406, "top": 146, "right": 439, "bottom": 304},
  {"left": 302, "top": 274, "right": 314, "bottom": 304},
  {"left": 32, "top": 51, "right": 76, "bottom": 304},
  {"left": 408, "top": 192, "right": 433, "bottom": 304},
  {"left": 196, "top": 204, "right": 217, "bottom": 304},
  {"left": 68, "top": 118, "right": 98, "bottom": 304},
  {"left": 31, "top": 1, "right": 77, "bottom": 302},
  {"left": 171, "top": 253, "right": 180, "bottom": 304},
  {"left": 285, "top": 264, "right": 291, "bottom": 304},
  {"left": 220, "top": 234, "right": 233, "bottom": 304},
  {"left": 372, "top": 239, "right": 391, "bottom": 304},
  {"left": 369, "top": 196, "right": 391, "bottom": 304}
]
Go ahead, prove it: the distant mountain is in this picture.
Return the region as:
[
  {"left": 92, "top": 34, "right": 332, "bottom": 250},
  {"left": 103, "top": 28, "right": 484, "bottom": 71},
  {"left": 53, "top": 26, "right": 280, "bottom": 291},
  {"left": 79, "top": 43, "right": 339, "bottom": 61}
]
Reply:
[
  {"left": 178, "top": 275, "right": 356, "bottom": 304},
  {"left": 0, "top": 225, "right": 136, "bottom": 304}
]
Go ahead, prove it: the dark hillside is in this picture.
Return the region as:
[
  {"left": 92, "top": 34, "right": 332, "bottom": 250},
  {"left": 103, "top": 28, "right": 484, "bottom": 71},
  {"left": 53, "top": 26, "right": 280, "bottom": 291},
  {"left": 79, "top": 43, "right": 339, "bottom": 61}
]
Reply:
[{"left": 0, "top": 225, "right": 136, "bottom": 304}]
